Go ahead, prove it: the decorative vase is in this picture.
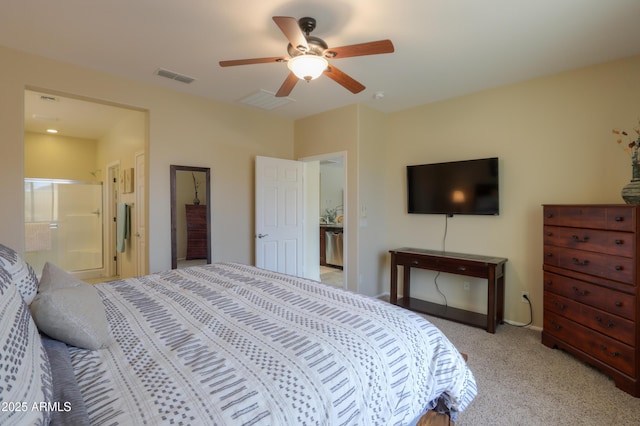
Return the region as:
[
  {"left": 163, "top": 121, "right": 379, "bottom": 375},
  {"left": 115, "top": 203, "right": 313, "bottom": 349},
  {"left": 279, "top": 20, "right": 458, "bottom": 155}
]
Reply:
[
  {"left": 193, "top": 194, "right": 200, "bottom": 205},
  {"left": 621, "top": 162, "right": 640, "bottom": 204}
]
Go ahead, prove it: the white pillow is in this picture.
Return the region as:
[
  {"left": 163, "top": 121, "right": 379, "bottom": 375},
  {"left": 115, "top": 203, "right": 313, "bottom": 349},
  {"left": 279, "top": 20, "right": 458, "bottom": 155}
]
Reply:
[
  {"left": 0, "top": 243, "right": 39, "bottom": 304},
  {"left": 0, "top": 271, "right": 53, "bottom": 426},
  {"left": 31, "top": 263, "right": 114, "bottom": 350}
]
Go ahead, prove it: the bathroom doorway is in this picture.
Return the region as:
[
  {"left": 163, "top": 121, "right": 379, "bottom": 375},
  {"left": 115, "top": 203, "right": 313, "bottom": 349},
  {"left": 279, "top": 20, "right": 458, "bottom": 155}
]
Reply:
[{"left": 24, "top": 89, "right": 146, "bottom": 280}]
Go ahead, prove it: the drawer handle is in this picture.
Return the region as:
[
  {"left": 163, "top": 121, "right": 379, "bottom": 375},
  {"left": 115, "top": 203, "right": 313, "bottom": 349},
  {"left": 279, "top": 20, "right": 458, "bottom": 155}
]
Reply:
[
  {"left": 615, "top": 265, "right": 624, "bottom": 271},
  {"left": 595, "top": 316, "right": 616, "bottom": 328},
  {"left": 546, "top": 252, "right": 553, "bottom": 257},
  {"left": 457, "top": 266, "right": 466, "bottom": 271},
  {"left": 615, "top": 216, "right": 624, "bottom": 222},
  {"left": 615, "top": 301, "right": 623, "bottom": 307},
  {"left": 615, "top": 239, "right": 624, "bottom": 245},
  {"left": 546, "top": 213, "right": 553, "bottom": 219},
  {"left": 600, "top": 345, "right": 621, "bottom": 357},
  {"left": 572, "top": 286, "right": 589, "bottom": 296},
  {"left": 545, "top": 231, "right": 553, "bottom": 237},
  {"left": 545, "top": 280, "right": 553, "bottom": 286},
  {"left": 571, "top": 235, "right": 589, "bottom": 243},
  {"left": 571, "top": 258, "right": 590, "bottom": 266},
  {"left": 412, "top": 260, "right": 419, "bottom": 265},
  {"left": 552, "top": 300, "right": 566, "bottom": 310},
  {"left": 550, "top": 321, "right": 562, "bottom": 330}
]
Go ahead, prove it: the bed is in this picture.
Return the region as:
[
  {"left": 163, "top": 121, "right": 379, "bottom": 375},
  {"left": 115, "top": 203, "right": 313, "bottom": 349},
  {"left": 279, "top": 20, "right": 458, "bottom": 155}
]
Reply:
[{"left": 0, "top": 244, "right": 476, "bottom": 425}]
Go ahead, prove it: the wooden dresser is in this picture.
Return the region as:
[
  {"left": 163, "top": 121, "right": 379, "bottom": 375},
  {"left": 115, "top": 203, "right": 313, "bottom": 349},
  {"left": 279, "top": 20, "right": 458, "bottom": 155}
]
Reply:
[
  {"left": 185, "top": 204, "right": 207, "bottom": 260},
  {"left": 542, "top": 204, "right": 639, "bottom": 396}
]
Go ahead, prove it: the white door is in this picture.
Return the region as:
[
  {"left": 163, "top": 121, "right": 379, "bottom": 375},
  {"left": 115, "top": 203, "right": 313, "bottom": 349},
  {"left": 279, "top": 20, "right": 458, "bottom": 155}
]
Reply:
[
  {"left": 255, "top": 156, "right": 304, "bottom": 276},
  {"left": 135, "top": 151, "right": 146, "bottom": 276}
]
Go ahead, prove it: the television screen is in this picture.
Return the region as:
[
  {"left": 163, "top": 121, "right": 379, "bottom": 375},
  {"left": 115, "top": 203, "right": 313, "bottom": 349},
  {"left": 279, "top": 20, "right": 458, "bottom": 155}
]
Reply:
[{"left": 407, "top": 157, "right": 499, "bottom": 216}]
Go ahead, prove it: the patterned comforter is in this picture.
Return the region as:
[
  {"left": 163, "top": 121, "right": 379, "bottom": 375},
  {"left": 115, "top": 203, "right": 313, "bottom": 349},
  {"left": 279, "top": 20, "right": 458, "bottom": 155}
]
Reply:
[{"left": 69, "top": 263, "right": 476, "bottom": 425}]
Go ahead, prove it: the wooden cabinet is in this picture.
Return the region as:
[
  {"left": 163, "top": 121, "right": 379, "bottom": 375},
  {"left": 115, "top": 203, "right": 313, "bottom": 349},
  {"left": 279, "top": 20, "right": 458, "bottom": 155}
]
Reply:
[
  {"left": 185, "top": 204, "right": 207, "bottom": 260},
  {"left": 542, "top": 204, "right": 639, "bottom": 397}
]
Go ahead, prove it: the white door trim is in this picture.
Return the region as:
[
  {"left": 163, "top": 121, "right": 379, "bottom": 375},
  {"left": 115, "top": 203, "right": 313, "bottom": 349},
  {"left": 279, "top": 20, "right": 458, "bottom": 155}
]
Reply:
[
  {"left": 299, "top": 151, "right": 347, "bottom": 290},
  {"left": 105, "top": 161, "right": 120, "bottom": 278}
]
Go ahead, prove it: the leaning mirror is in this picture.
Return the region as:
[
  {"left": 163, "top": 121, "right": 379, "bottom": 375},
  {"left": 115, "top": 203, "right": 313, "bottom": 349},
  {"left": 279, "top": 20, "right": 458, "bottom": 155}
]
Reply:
[{"left": 170, "top": 165, "right": 211, "bottom": 269}]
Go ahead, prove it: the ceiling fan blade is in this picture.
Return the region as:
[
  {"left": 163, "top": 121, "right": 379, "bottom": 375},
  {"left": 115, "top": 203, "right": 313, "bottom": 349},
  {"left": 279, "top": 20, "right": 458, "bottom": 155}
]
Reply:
[
  {"left": 275, "top": 72, "right": 299, "bottom": 97},
  {"left": 273, "top": 16, "right": 309, "bottom": 52},
  {"left": 219, "top": 57, "right": 285, "bottom": 67},
  {"left": 323, "top": 65, "right": 365, "bottom": 94},
  {"left": 324, "top": 39, "right": 394, "bottom": 59}
]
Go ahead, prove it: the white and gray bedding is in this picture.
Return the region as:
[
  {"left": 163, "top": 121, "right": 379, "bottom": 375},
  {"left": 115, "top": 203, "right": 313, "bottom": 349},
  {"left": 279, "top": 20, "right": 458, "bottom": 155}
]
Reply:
[
  {"left": 65, "top": 263, "right": 476, "bottom": 425},
  {"left": 1, "top": 249, "right": 477, "bottom": 425}
]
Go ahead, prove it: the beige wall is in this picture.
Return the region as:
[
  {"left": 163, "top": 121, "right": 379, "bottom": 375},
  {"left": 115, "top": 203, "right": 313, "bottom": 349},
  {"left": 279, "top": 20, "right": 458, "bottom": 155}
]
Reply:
[
  {"left": 295, "top": 105, "right": 360, "bottom": 292},
  {"left": 1, "top": 45, "right": 294, "bottom": 273},
  {"left": 357, "top": 106, "right": 390, "bottom": 296},
  {"left": 383, "top": 55, "right": 640, "bottom": 327},
  {"left": 24, "top": 132, "right": 99, "bottom": 181}
]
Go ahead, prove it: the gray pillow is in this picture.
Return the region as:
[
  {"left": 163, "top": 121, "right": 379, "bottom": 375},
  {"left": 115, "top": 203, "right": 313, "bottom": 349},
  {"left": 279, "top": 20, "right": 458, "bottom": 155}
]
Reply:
[
  {"left": 38, "top": 261, "right": 86, "bottom": 292},
  {"left": 31, "top": 262, "right": 114, "bottom": 350},
  {"left": 0, "top": 243, "right": 39, "bottom": 304},
  {"left": 0, "top": 269, "right": 53, "bottom": 426}
]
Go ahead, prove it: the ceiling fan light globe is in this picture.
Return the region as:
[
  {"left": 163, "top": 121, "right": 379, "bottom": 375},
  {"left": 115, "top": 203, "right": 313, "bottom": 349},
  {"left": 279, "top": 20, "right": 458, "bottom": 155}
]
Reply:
[{"left": 287, "top": 55, "right": 328, "bottom": 81}]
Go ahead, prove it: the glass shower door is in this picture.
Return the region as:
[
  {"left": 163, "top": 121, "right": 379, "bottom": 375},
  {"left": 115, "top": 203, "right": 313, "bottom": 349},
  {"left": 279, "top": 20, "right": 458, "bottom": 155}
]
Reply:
[{"left": 25, "top": 179, "right": 103, "bottom": 275}]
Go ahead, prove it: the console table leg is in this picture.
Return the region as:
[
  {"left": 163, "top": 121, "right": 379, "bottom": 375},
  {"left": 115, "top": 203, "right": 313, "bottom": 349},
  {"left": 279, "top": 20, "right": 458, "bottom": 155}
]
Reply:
[
  {"left": 403, "top": 265, "right": 411, "bottom": 301},
  {"left": 487, "top": 266, "right": 497, "bottom": 333},
  {"left": 497, "top": 275, "right": 505, "bottom": 324},
  {"left": 390, "top": 253, "right": 398, "bottom": 304}
]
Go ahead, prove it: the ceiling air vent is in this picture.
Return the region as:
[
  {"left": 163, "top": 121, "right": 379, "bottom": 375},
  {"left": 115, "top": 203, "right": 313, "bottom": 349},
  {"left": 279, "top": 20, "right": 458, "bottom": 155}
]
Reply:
[{"left": 155, "top": 68, "right": 195, "bottom": 84}]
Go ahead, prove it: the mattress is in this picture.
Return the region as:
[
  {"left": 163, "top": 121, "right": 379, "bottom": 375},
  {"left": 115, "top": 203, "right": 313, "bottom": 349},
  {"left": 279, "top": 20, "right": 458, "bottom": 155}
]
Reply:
[{"left": 66, "top": 263, "right": 477, "bottom": 425}]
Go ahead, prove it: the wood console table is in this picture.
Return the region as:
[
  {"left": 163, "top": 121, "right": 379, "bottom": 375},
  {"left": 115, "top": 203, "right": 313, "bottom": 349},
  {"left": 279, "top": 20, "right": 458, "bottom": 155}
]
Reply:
[{"left": 389, "top": 248, "right": 507, "bottom": 333}]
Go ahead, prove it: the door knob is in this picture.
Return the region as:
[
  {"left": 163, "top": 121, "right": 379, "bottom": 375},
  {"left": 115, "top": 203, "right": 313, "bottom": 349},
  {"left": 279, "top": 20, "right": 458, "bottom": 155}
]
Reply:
[{"left": 257, "top": 233, "right": 269, "bottom": 239}]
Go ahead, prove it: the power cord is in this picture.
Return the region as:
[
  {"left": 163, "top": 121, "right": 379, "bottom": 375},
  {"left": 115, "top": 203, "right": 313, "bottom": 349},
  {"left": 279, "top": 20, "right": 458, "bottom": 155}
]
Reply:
[
  {"left": 434, "top": 215, "right": 449, "bottom": 307},
  {"left": 507, "top": 293, "right": 533, "bottom": 328}
]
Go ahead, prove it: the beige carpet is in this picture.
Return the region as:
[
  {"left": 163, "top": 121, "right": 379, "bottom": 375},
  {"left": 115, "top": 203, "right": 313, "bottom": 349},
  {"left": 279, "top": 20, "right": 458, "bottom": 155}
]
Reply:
[{"left": 420, "top": 314, "right": 640, "bottom": 425}]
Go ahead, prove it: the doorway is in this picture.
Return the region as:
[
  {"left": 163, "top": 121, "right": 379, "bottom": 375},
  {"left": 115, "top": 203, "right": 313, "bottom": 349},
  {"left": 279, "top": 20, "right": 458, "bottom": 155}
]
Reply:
[
  {"left": 301, "top": 153, "right": 346, "bottom": 288},
  {"left": 23, "top": 89, "right": 146, "bottom": 280}
]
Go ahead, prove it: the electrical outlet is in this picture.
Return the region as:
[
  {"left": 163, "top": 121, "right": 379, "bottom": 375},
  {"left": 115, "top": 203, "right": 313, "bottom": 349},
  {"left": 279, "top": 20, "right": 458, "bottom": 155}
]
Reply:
[
  {"left": 463, "top": 281, "right": 470, "bottom": 291},
  {"left": 521, "top": 291, "right": 530, "bottom": 303}
]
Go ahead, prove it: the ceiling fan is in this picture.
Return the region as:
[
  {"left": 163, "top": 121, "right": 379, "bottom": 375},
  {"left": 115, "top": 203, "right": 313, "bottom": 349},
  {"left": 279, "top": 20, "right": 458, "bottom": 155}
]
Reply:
[{"left": 219, "top": 16, "right": 394, "bottom": 97}]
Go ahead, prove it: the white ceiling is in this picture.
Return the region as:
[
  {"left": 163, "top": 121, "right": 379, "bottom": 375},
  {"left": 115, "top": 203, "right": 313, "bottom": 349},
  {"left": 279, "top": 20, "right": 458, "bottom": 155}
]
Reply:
[{"left": 6, "top": 0, "right": 640, "bottom": 138}]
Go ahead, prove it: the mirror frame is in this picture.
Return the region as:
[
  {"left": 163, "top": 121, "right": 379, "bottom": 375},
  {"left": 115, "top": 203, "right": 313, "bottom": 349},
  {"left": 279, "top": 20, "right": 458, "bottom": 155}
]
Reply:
[{"left": 170, "top": 165, "right": 211, "bottom": 269}]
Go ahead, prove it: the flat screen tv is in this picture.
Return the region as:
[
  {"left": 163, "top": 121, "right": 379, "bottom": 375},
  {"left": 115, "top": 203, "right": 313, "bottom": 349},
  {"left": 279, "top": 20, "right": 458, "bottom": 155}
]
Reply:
[{"left": 407, "top": 157, "right": 499, "bottom": 216}]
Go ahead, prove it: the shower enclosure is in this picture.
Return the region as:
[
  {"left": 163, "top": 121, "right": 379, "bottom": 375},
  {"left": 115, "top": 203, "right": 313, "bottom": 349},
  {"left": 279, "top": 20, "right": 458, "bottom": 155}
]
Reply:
[{"left": 24, "top": 178, "right": 103, "bottom": 276}]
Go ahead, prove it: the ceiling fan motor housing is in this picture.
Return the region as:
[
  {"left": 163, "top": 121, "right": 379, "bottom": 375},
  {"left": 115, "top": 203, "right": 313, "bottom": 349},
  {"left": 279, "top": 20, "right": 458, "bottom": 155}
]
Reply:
[{"left": 287, "top": 36, "right": 328, "bottom": 58}]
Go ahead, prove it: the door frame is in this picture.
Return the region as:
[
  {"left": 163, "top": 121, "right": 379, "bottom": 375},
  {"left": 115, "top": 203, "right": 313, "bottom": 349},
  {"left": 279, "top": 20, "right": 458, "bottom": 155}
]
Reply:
[
  {"left": 134, "top": 151, "right": 146, "bottom": 276},
  {"left": 106, "top": 161, "right": 120, "bottom": 278},
  {"left": 299, "top": 151, "right": 347, "bottom": 290}
]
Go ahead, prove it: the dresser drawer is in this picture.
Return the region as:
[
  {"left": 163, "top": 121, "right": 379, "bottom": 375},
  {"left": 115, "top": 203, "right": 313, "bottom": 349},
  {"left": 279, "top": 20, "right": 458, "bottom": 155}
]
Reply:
[
  {"left": 395, "top": 253, "right": 488, "bottom": 278},
  {"left": 543, "top": 272, "right": 635, "bottom": 320},
  {"left": 543, "top": 226, "right": 634, "bottom": 258},
  {"left": 544, "top": 311, "right": 636, "bottom": 376},
  {"left": 544, "top": 311, "right": 635, "bottom": 376},
  {"left": 544, "top": 292, "right": 635, "bottom": 346},
  {"left": 544, "top": 205, "right": 636, "bottom": 232},
  {"left": 544, "top": 246, "right": 635, "bottom": 285}
]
